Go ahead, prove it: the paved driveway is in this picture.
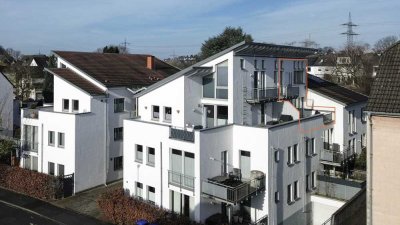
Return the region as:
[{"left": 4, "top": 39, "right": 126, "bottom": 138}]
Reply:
[{"left": 52, "top": 180, "right": 122, "bottom": 220}]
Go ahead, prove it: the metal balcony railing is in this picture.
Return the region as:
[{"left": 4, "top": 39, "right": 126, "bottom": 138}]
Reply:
[
  {"left": 248, "top": 87, "right": 278, "bottom": 102},
  {"left": 21, "top": 140, "right": 39, "bottom": 153},
  {"left": 320, "top": 149, "right": 343, "bottom": 163},
  {"left": 23, "top": 109, "right": 39, "bottom": 119},
  {"left": 284, "top": 86, "right": 300, "bottom": 98},
  {"left": 202, "top": 176, "right": 265, "bottom": 204},
  {"left": 169, "top": 127, "right": 194, "bottom": 142},
  {"left": 168, "top": 170, "right": 195, "bottom": 191}
]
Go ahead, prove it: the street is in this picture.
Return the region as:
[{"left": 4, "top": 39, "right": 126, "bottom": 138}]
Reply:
[{"left": 0, "top": 201, "right": 59, "bottom": 225}]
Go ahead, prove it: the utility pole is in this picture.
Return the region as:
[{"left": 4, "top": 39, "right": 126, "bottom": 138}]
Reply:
[
  {"left": 119, "top": 38, "right": 130, "bottom": 54},
  {"left": 341, "top": 12, "right": 359, "bottom": 47}
]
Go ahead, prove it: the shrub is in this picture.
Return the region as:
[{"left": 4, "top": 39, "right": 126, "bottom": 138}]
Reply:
[
  {"left": 0, "top": 164, "right": 59, "bottom": 200},
  {"left": 97, "top": 188, "right": 201, "bottom": 225}
]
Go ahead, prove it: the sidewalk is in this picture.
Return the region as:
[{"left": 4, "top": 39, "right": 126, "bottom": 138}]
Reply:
[{"left": 0, "top": 187, "right": 111, "bottom": 225}]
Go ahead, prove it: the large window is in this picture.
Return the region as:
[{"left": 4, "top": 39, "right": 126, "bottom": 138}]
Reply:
[
  {"left": 114, "top": 98, "right": 125, "bottom": 113},
  {"left": 205, "top": 105, "right": 228, "bottom": 128},
  {"left": 72, "top": 100, "right": 79, "bottom": 112},
  {"left": 48, "top": 131, "right": 55, "bottom": 146},
  {"left": 216, "top": 61, "right": 228, "bottom": 99},
  {"left": 58, "top": 132, "right": 65, "bottom": 148},
  {"left": 152, "top": 106, "right": 160, "bottom": 120},
  {"left": 147, "top": 147, "right": 155, "bottom": 166},
  {"left": 114, "top": 156, "right": 123, "bottom": 170},
  {"left": 202, "top": 61, "right": 228, "bottom": 99},
  {"left": 135, "top": 144, "right": 143, "bottom": 163},
  {"left": 63, "top": 99, "right": 69, "bottom": 111},
  {"left": 114, "top": 127, "right": 123, "bottom": 141}
]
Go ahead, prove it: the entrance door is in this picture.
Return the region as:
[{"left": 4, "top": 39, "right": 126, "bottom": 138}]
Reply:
[{"left": 240, "top": 150, "right": 251, "bottom": 179}]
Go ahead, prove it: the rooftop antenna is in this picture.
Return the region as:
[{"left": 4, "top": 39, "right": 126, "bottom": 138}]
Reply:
[{"left": 341, "top": 12, "right": 359, "bottom": 47}]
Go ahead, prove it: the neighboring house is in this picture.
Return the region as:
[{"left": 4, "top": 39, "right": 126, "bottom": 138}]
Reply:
[
  {"left": 305, "top": 75, "right": 368, "bottom": 173},
  {"left": 307, "top": 54, "right": 336, "bottom": 78},
  {"left": 20, "top": 51, "right": 179, "bottom": 194},
  {"left": 21, "top": 55, "right": 49, "bottom": 100},
  {"left": 123, "top": 42, "right": 330, "bottom": 224},
  {"left": 365, "top": 41, "right": 400, "bottom": 225},
  {"left": 0, "top": 72, "right": 15, "bottom": 137}
]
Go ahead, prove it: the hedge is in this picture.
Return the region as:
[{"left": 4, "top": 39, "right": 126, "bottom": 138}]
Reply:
[
  {"left": 0, "top": 164, "right": 59, "bottom": 200},
  {"left": 97, "top": 188, "right": 202, "bottom": 225}
]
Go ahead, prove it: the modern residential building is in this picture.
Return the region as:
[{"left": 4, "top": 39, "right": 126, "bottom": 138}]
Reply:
[
  {"left": 123, "top": 41, "right": 332, "bottom": 224},
  {"left": 304, "top": 75, "right": 367, "bottom": 173},
  {"left": 20, "top": 51, "right": 179, "bottom": 194},
  {"left": 365, "top": 41, "right": 400, "bottom": 225},
  {"left": 0, "top": 72, "right": 16, "bottom": 137}
]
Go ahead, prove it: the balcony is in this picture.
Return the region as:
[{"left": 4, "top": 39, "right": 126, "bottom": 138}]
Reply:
[
  {"left": 169, "top": 127, "right": 194, "bottom": 142},
  {"left": 280, "top": 86, "right": 299, "bottom": 100},
  {"left": 323, "top": 113, "right": 334, "bottom": 124},
  {"left": 202, "top": 174, "right": 265, "bottom": 204},
  {"left": 23, "top": 109, "right": 39, "bottom": 119},
  {"left": 21, "top": 140, "right": 38, "bottom": 153},
  {"left": 247, "top": 87, "right": 278, "bottom": 103},
  {"left": 168, "top": 170, "right": 195, "bottom": 191}
]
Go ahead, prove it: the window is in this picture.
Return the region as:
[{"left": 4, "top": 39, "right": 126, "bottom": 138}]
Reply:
[
  {"left": 348, "top": 110, "right": 356, "bottom": 133},
  {"left": 136, "top": 182, "right": 143, "bottom": 198},
  {"left": 274, "top": 150, "right": 280, "bottom": 162},
  {"left": 287, "top": 184, "right": 294, "bottom": 204},
  {"left": 305, "top": 139, "right": 310, "bottom": 156},
  {"left": 280, "top": 60, "right": 284, "bottom": 71},
  {"left": 164, "top": 107, "right": 172, "bottom": 122},
  {"left": 135, "top": 145, "right": 143, "bottom": 163},
  {"left": 274, "top": 71, "right": 278, "bottom": 84},
  {"left": 58, "top": 164, "right": 64, "bottom": 176},
  {"left": 147, "top": 147, "right": 155, "bottom": 166},
  {"left": 48, "top": 162, "right": 55, "bottom": 175},
  {"left": 114, "top": 127, "right": 123, "bottom": 141},
  {"left": 254, "top": 59, "right": 258, "bottom": 69},
  {"left": 361, "top": 133, "right": 366, "bottom": 148},
  {"left": 240, "top": 59, "right": 245, "bottom": 69},
  {"left": 147, "top": 186, "right": 155, "bottom": 204},
  {"left": 114, "top": 98, "right": 124, "bottom": 113},
  {"left": 202, "top": 74, "right": 215, "bottom": 98},
  {"left": 216, "top": 61, "right": 228, "bottom": 99},
  {"left": 275, "top": 191, "right": 280, "bottom": 203},
  {"left": 361, "top": 107, "right": 367, "bottom": 123},
  {"left": 306, "top": 174, "right": 310, "bottom": 192},
  {"left": 48, "top": 131, "right": 55, "bottom": 146},
  {"left": 312, "top": 171, "right": 316, "bottom": 189},
  {"left": 72, "top": 100, "right": 79, "bottom": 111},
  {"left": 152, "top": 105, "right": 160, "bottom": 120},
  {"left": 58, "top": 132, "right": 65, "bottom": 148},
  {"left": 114, "top": 156, "right": 123, "bottom": 170},
  {"left": 261, "top": 60, "right": 265, "bottom": 69},
  {"left": 294, "top": 70, "right": 304, "bottom": 84},
  {"left": 62, "top": 99, "right": 69, "bottom": 111},
  {"left": 294, "top": 180, "right": 300, "bottom": 200},
  {"left": 293, "top": 144, "right": 299, "bottom": 162},
  {"left": 287, "top": 146, "right": 294, "bottom": 165},
  {"left": 216, "top": 105, "right": 228, "bottom": 126},
  {"left": 311, "top": 138, "right": 316, "bottom": 155},
  {"left": 60, "top": 63, "right": 67, "bottom": 68}
]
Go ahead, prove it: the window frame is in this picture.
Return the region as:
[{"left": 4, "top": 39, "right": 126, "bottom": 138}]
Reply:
[
  {"left": 294, "top": 180, "right": 300, "bottom": 200},
  {"left": 135, "top": 144, "right": 143, "bottom": 163},
  {"left": 312, "top": 171, "right": 317, "bottom": 189},
  {"left": 311, "top": 138, "right": 316, "bottom": 155},
  {"left": 72, "top": 99, "right": 79, "bottom": 112},
  {"left": 293, "top": 144, "right": 299, "bottom": 163},
  {"left": 287, "top": 146, "right": 294, "bottom": 166},
  {"left": 114, "top": 156, "right": 123, "bottom": 171},
  {"left": 164, "top": 106, "right": 172, "bottom": 122},
  {"left": 58, "top": 164, "right": 65, "bottom": 176},
  {"left": 62, "top": 99, "right": 69, "bottom": 112},
  {"left": 152, "top": 105, "right": 160, "bottom": 120},
  {"left": 240, "top": 59, "right": 245, "bottom": 69},
  {"left": 114, "top": 98, "right": 125, "bottom": 113},
  {"left": 147, "top": 186, "right": 155, "bottom": 204},
  {"left": 147, "top": 147, "right": 155, "bottom": 167},
  {"left": 58, "top": 132, "right": 65, "bottom": 148},
  {"left": 48, "top": 131, "right": 55, "bottom": 146},
  {"left": 287, "top": 184, "right": 294, "bottom": 204},
  {"left": 136, "top": 182, "right": 143, "bottom": 199},
  {"left": 216, "top": 60, "right": 228, "bottom": 99},
  {"left": 114, "top": 127, "right": 123, "bottom": 141},
  {"left": 48, "top": 162, "right": 55, "bottom": 176}
]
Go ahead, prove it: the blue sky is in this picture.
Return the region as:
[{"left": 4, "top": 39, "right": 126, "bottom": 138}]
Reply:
[{"left": 0, "top": 0, "right": 399, "bottom": 58}]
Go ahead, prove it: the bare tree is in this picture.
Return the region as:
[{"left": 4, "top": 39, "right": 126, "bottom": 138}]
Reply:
[
  {"left": 373, "top": 35, "right": 398, "bottom": 53},
  {"left": 6, "top": 63, "right": 34, "bottom": 101}
]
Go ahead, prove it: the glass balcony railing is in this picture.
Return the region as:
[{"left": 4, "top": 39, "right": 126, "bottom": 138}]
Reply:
[
  {"left": 168, "top": 170, "right": 195, "bottom": 191},
  {"left": 21, "top": 140, "right": 38, "bottom": 153}
]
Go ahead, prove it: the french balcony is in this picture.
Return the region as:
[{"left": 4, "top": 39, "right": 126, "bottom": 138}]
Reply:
[
  {"left": 23, "top": 109, "right": 39, "bottom": 119},
  {"left": 169, "top": 127, "right": 194, "bottom": 142},
  {"left": 168, "top": 170, "right": 195, "bottom": 192},
  {"left": 247, "top": 87, "right": 278, "bottom": 103},
  {"left": 21, "top": 140, "right": 38, "bottom": 153},
  {"left": 202, "top": 174, "right": 265, "bottom": 204}
]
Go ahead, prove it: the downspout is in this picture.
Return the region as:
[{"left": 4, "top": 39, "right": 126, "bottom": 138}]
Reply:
[
  {"left": 41, "top": 123, "right": 44, "bottom": 172},
  {"left": 104, "top": 95, "right": 109, "bottom": 186},
  {"left": 367, "top": 113, "right": 373, "bottom": 225},
  {"left": 160, "top": 141, "right": 163, "bottom": 208}
]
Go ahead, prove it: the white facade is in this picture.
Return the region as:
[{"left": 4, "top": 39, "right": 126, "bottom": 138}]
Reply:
[
  {"left": 124, "top": 43, "right": 326, "bottom": 224},
  {"left": 20, "top": 56, "right": 135, "bottom": 193},
  {"left": 0, "top": 72, "right": 15, "bottom": 137}
]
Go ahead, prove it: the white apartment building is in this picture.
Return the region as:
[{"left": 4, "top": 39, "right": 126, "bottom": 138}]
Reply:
[
  {"left": 124, "top": 42, "right": 330, "bottom": 225},
  {"left": 20, "top": 51, "right": 178, "bottom": 194},
  {"left": 304, "top": 75, "right": 367, "bottom": 173}
]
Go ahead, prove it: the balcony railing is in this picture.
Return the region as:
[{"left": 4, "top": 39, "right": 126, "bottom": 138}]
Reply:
[
  {"left": 323, "top": 113, "right": 334, "bottom": 124},
  {"left": 248, "top": 87, "right": 278, "bottom": 102},
  {"left": 202, "top": 176, "right": 265, "bottom": 204},
  {"left": 320, "top": 149, "right": 343, "bottom": 163},
  {"left": 281, "top": 86, "right": 299, "bottom": 99},
  {"left": 168, "top": 170, "right": 195, "bottom": 191},
  {"left": 21, "top": 140, "right": 38, "bottom": 153},
  {"left": 23, "top": 109, "right": 39, "bottom": 119},
  {"left": 169, "top": 127, "right": 194, "bottom": 142}
]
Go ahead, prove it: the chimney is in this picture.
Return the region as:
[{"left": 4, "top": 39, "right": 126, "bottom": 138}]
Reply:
[{"left": 146, "top": 56, "right": 155, "bottom": 70}]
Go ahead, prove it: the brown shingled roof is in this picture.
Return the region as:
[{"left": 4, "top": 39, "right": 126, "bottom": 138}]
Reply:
[
  {"left": 53, "top": 51, "right": 180, "bottom": 88},
  {"left": 46, "top": 68, "right": 105, "bottom": 96}
]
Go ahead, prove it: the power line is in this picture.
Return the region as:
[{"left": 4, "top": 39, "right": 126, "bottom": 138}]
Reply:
[{"left": 341, "top": 12, "right": 359, "bottom": 47}]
